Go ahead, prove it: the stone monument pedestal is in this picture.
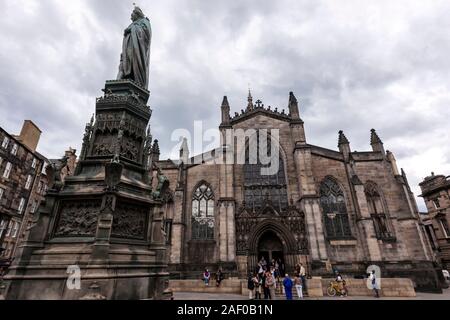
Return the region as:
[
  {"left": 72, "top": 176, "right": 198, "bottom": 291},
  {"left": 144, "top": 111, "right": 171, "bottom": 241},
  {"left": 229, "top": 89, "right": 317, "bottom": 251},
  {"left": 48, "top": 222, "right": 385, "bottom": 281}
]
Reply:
[{"left": 4, "top": 80, "right": 171, "bottom": 300}]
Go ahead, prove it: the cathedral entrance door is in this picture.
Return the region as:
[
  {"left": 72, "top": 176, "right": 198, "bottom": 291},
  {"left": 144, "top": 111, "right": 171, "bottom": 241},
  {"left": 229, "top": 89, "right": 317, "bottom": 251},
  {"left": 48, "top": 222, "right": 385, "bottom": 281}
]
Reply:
[{"left": 257, "top": 231, "right": 284, "bottom": 269}]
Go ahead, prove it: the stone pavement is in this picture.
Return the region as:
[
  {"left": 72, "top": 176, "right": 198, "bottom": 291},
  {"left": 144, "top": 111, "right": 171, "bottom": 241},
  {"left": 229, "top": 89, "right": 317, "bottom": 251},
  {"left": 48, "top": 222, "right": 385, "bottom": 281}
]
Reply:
[{"left": 173, "top": 288, "right": 450, "bottom": 300}]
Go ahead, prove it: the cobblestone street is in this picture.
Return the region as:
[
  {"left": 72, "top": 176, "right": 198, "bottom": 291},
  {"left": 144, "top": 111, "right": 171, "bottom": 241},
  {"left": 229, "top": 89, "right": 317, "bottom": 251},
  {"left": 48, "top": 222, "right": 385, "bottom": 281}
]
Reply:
[{"left": 173, "top": 288, "right": 450, "bottom": 300}]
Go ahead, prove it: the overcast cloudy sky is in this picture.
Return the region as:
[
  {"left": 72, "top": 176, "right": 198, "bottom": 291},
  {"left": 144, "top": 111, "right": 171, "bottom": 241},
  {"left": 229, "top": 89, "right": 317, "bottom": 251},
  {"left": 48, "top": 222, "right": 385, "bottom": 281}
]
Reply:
[{"left": 1, "top": 0, "right": 449, "bottom": 210}]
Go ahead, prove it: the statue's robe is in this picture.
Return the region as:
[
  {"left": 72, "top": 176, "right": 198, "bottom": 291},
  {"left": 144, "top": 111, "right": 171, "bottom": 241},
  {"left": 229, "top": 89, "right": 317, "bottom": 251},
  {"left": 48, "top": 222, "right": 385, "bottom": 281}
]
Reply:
[{"left": 117, "top": 17, "right": 152, "bottom": 89}]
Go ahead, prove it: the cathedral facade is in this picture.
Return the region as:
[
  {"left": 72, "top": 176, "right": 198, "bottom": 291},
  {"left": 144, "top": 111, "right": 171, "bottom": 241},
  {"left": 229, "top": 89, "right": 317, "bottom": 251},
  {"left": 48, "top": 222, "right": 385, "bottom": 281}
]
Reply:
[{"left": 157, "top": 91, "right": 441, "bottom": 292}]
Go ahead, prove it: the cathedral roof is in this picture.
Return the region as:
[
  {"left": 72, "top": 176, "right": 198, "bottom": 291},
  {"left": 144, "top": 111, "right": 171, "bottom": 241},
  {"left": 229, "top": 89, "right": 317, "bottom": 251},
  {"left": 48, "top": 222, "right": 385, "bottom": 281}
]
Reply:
[{"left": 229, "top": 98, "right": 293, "bottom": 125}]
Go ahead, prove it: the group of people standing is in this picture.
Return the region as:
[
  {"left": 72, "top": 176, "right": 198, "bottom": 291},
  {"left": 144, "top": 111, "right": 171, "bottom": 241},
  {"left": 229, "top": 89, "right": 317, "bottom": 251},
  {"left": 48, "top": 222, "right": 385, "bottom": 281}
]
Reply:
[{"left": 247, "top": 258, "right": 308, "bottom": 300}]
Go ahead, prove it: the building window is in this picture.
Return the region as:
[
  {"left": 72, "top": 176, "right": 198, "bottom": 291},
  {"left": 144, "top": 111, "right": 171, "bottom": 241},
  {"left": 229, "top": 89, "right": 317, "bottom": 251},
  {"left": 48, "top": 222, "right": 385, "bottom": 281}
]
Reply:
[
  {"left": 31, "top": 200, "right": 39, "bottom": 214},
  {"left": 0, "top": 187, "right": 4, "bottom": 201},
  {"left": 31, "top": 158, "right": 37, "bottom": 169},
  {"left": 432, "top": 198, "right": 441, "bottom": 209},
  {"left": 319, "top": 177, "right": 352, "bottom": 239},
  {"left": 365, "top": 181, "right": 394, "bottom": 240},
  {"left": 37, "top": 180, "right": 44, "bottom": 194},
  {"left": 25, "top": 175, "right": 33, "bottom": 190},
  {"left": 191, "top": 183, "right": 215, "bottom": 240},
  {"left": 11, "top": 143, "right": 18, "bottom": 156},
  {"left": 243, "top": 134, "right": 288, "bottom": 212},
  {"left": 440, "top": 218, "right": 450, "bottom": 238},
  {"left": 3, "top": 162, "right": 12, "bottom": 179},
  {"left": 6, "top": 220, "right": 13, "bottom": 237},
  {"left": 424, "top": 225, "right": 437, "bottom": 250},
  {"left": 1, "top": 136, "right": 9, "bottom": 149},
  {"left": 18, "top": 198, "right": 26, "bottom": 214},
  {"left": 12, "top": 221, "right": 20, "bottom": 238},
  {"left": 164, "top": 219, "right": 173, "bottom": 245},
  {"left": 0, "top": 219, "right": 7, "bottom": 238}
]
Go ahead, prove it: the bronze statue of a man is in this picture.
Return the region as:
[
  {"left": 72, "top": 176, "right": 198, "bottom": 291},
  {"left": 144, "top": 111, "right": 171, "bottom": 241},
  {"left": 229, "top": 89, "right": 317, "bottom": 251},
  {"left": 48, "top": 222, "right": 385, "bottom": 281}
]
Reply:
[{"left": 117, "top": 7, "right": 152, "bottom": 89}]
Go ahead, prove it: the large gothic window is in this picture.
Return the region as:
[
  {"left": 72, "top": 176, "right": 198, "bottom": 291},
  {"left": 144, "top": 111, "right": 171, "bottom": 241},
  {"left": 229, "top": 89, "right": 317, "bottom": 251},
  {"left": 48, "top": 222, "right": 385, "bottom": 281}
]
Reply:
[
  {"left": 191, "top": 184, "right": 215, "bottom": 240},
  {"left": 365, "top": 182, "right": 395, "bottom": 241},
  {"left": 243, "top": 135, "right": 288, "bottom": 213},
  {"left": 320, "top": 178, "right": 352, "bottom": 239}
]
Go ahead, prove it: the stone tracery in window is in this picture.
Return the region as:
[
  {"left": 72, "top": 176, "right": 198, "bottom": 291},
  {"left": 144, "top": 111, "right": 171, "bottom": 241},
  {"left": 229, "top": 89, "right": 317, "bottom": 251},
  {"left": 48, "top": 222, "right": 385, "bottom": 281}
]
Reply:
[
  {"left": 319, "top": 177, "right": 352, "bottom": 239},
  {"left": 191, "top": 184, "right": 215, "bottom": 240},
  {"left": 365, "top": 181, "right": 395, "bottom": 241},
  {"left": 243, "top": 134, "right": 288, "bottom": 213}
]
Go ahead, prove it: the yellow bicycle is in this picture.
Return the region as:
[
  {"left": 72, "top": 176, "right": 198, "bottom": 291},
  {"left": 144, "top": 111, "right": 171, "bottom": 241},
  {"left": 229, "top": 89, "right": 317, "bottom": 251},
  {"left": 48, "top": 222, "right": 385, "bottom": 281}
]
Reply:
[{"left": 327, "top": 280, "right": 348, "bottom": 297}]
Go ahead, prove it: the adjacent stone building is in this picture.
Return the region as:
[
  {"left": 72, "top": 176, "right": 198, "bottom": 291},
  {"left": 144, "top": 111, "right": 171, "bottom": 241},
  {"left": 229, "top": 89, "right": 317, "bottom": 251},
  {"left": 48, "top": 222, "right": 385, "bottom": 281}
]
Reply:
[
  {"left": 419, "top": 173, "right": 450, "bottom": 270},
  {"left": 157, "top": 91, "right": 441, "bottom": 291},
  {"left": 0, "top": 121, "right": 77, "bottom": 264},
  {"left": 0, "top": 121, "right": 45, "bottom": 262}
]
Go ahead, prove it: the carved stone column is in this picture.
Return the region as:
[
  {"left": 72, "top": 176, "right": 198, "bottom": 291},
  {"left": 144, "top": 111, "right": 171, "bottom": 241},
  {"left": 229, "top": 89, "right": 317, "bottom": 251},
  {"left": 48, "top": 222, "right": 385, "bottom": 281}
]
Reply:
[
  {"left": 170, "top": 189, "right": 185, "bottom": 264},
  {"left": 219, "top": 202, "right": 228, "bottom": 262},
  {"left": 354, "top": 184, "right": 382, "bottom": 261},
  {"left": 225, "top": 200, "right": 236, "bottom": 262},
  {"left": 91, "top": 194, "right": 115, "bottom": 262},
  {"left": 150, "top": 208, "right": 167, "bottom": 263}
]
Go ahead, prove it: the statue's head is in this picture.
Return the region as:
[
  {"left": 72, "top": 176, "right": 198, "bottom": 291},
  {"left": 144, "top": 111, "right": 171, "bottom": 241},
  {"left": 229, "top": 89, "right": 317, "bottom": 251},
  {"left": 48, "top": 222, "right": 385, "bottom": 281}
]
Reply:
[{"left": 131, "top": 6, "right": 145, "bottom": 21}]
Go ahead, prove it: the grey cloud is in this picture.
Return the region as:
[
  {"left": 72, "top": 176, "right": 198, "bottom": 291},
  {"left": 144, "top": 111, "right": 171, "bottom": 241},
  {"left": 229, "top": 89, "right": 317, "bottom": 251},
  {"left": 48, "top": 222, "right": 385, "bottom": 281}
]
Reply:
[{"left": 1, "top": 0, "right": 450, "bottom": 211}]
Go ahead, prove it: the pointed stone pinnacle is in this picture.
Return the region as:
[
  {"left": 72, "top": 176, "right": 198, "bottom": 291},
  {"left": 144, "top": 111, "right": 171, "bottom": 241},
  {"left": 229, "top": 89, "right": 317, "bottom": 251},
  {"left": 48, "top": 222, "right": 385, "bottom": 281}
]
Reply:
[
  {"left": 222, "top": 96, "right": 229, "bottom": 107},
  {"left": 338, "top": 130, "right": 349, "bottom": 145},
  {"left": 371, "top": 129, "right": 383, "bottom": 145}
]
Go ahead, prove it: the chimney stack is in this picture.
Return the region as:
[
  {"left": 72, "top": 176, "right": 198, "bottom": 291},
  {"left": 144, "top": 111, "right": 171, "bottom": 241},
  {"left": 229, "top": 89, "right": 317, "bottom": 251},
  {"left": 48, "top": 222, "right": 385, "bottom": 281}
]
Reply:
[{"left": 18, "top": 120, "right": 41, "bottom": 152}]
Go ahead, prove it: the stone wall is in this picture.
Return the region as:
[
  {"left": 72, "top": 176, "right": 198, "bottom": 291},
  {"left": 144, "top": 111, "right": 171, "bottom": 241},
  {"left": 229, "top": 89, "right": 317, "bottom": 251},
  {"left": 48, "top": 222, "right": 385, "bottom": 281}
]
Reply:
[
  {"left": 320, "top": 278, "right": 416, "bottom": 297},
  {"left": 169, "top": 277, "right": 416, "bottom": 298}
]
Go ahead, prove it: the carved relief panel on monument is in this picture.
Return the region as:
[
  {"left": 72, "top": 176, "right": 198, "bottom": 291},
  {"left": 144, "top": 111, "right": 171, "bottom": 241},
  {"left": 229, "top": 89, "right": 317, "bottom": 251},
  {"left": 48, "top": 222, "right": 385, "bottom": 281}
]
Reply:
[
  {"left": 54, "top": 200, "right": 102, "bottom": 237},
  {"left": 120, "top": 135, "right": 141, "bottom": 162},
  {"left": 92, "top": 133, "right": 115, "bottom": 156},
  {"left": 111, "top": 201, "right": 148, "bottom": 240},
  {"left": 89, "top": 111, "right": 145, "bottom": 163}
]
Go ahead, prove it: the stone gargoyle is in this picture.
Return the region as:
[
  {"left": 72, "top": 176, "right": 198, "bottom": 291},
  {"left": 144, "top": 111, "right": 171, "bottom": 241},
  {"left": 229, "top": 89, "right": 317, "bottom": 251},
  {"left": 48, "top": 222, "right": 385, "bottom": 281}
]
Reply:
[
  {"left": 152, "top": 167, "right": 169, "bottom": 200},
  {"left": 46, "top": 155, "right": 69, "bottom": 192}
]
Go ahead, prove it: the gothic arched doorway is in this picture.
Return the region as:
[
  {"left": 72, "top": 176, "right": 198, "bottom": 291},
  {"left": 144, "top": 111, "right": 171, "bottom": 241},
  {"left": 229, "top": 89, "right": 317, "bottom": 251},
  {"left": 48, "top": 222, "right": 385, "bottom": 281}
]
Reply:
[{"left": 258, "top": 231, "right": 284, "bottom": 267}]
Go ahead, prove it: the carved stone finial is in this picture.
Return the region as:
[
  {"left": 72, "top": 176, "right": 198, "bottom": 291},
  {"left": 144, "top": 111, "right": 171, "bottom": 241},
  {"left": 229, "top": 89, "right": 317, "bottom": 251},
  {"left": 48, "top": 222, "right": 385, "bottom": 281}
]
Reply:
[
  {"left": 338, "top": 130, "right": 350, "bottom": 146},
  {"left": 222, "top": 96, "right": 229, "bottom": 107},
  {"left": 289, "top": 91, "right": 298, "bottom": 104},
  {"left": 247, "top": 90, "right": 254, "bottom": 111},
  {"left": 370, "top": 129, "right": 383, "bottom": 145},
  {"left": 152, "top": 139, "right": 160, "bottom": 155}
]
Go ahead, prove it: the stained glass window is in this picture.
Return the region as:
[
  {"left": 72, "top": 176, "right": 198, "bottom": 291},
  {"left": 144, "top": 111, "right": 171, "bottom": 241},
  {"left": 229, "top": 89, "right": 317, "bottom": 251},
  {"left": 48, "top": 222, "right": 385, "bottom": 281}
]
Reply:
[
  {"left": 243, "top": 135, "right": 288, "bottom": 213},
  {"left": 320, "top": 178, "right": 352, "bottom": 239},
  {"left": 191, "top": 184, "right": 215, "bottom": 240}
]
